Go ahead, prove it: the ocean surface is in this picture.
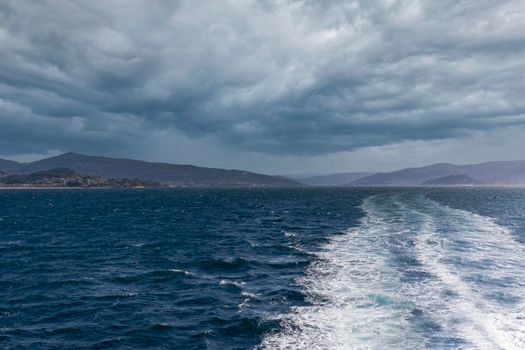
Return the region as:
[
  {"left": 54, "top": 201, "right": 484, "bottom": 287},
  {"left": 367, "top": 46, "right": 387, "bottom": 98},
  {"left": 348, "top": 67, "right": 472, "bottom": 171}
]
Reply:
[{"left": 0, "top": 188, "right": 524, "bottom": 349}]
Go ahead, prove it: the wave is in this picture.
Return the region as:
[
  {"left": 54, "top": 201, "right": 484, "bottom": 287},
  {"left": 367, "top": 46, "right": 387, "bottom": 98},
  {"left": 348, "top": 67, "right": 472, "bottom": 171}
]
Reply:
[
  {"left": 259, "top": 193, "right": 525, "bottom": 350},
  {"left": 169, "top": 269, "right": 195, "bottom": 276},
  {"left": 219, "top": 279, "right": 246, "bottom": 287}
]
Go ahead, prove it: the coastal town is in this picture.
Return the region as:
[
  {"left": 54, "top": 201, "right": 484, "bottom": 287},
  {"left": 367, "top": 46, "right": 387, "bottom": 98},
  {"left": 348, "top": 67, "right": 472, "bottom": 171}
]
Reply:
[{"left": 0, "top": 168, "right": 160, "bottom": 188}]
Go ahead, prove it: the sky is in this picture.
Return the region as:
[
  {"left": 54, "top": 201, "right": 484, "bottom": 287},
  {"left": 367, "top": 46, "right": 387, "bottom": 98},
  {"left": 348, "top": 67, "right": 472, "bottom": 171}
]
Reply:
[{"left": 1, "top": 0, "right": 525, "bottom": 175}]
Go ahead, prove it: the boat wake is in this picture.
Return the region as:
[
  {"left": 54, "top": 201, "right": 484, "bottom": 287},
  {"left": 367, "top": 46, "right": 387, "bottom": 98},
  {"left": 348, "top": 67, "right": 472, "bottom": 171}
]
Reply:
[{"left": 259, "top": 193, "right": 525, "bottom": 350}]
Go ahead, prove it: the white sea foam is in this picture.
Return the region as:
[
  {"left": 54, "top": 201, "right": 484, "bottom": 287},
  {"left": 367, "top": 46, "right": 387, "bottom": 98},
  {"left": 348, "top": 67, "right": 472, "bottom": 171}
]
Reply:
[
  {"left": 259, "top": 193, "right": 525, "bottom": 350},
  {"left": 168, "top": 269, "right": 194, "bottom": 276},
  {"left": 411, "top": 197, "right": 525, "bottom": 350},
  {"left": 238, "top": 297, "right": 251, "bottom": 312},
  {"left": 219, "top": 279, "right": 246, "bottom": 286},
  {"left": 283, "top": 231, "right": 297, "bottom": 237},
  {"left": 242, "top": 291, "right": 257, "bottom": 298}
]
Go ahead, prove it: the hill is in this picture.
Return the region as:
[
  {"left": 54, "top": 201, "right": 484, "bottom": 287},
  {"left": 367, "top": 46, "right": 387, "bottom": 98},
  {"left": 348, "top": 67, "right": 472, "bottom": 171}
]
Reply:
[
  {"left": 351, "top": 160, "right": 525, "bottom": 186},
  {"left": 0, "top": 153, "right": 300, "bottom": 187},
  {"left": 0, "top": 159, "right": 21, "bottom": 173},
  {"left": 297, "top": 172, "right": 374, "bottom": 186},
  {"left": 420, "top": 174, "right": 483, "bottom": 186},
  {"left": 0, "top": 168, "right": 160, "bottom": 188}
]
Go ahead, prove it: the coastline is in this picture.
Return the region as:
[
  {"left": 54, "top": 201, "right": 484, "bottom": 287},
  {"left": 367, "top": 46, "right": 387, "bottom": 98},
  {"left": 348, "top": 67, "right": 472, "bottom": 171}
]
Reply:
[{"left": 0, "top": 186, "right": 139, "bottom": 190}]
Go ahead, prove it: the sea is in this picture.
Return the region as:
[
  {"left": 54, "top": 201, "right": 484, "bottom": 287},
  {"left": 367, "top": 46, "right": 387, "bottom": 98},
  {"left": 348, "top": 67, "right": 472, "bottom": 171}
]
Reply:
[{"left": 0, "top": 188, "right": 524, "bottom": 349}]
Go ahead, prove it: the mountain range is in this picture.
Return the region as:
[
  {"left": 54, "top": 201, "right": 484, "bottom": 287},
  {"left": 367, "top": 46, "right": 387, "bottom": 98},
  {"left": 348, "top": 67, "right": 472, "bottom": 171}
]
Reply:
[
  {"left": 1, "top": 153, "right": 524, "bottom": 187},
  {"left": 292, "top": 160, "right": 525, "bottom": 186},
  {"left": 350, "top": 160, "right": 525, "bottom": 186},
  {"left": 295, "top": 172, "right": 374, "bottom": 186},
  {"left": 0, "top": 153, "right": 300, "bottom": 187},
  {"left": 420, "top": 174, "right": 483, "bottom": 186}
]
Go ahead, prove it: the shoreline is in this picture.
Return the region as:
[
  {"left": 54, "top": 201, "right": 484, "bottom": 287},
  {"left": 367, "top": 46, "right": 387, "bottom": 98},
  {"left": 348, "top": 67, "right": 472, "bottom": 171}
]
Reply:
[
  {"left": 2, "top": 185, "right": 525, "bottom": 190},
  {"left": 0, "top": 186, "right": 144, "bottom": 190}
]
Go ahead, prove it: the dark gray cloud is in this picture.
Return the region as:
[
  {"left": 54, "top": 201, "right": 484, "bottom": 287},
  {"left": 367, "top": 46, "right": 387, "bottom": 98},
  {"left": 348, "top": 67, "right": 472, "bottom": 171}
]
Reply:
[{"left": 1, "top": 0, "right": 525, "bottom": 157}]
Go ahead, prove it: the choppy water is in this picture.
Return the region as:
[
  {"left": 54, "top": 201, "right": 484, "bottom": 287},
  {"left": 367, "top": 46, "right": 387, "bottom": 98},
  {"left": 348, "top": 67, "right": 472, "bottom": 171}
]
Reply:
[{"left": 1, "top": 188, "right": 524, "bottom": 349}]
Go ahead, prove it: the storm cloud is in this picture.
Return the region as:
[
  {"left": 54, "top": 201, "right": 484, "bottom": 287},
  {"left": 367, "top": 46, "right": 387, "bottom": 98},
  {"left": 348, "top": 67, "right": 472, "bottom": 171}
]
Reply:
[{"left": 1, "top": 0, "right": 525, "bottom": 157}]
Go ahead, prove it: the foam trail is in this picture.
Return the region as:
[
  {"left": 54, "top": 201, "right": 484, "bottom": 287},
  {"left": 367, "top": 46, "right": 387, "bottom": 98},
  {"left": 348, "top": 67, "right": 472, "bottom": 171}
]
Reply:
[
  {"left": 259, "top": 193, "right": 525, "bottom": 350},
  {"left": 411, "top": 197, "right": 525, "bottom": 349}
]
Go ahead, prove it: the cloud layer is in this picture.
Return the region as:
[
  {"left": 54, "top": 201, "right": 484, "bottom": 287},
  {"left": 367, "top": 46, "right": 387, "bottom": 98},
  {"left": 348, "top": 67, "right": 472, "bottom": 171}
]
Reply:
[{"left": 1, "top": 0, "right": 525, "bottom": 157}]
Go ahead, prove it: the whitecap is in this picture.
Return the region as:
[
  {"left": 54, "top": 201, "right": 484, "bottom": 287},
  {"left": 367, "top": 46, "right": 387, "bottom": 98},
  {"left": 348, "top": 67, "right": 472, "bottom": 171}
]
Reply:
[
  {"left": 169, "top": 269, "right": 195, "bottom": 276},
  {"left": 219, "top": 279, "right": 246, "bottom": 287},
  {"left": 282, "top": 231, "right": 297, "bottom": 237}
]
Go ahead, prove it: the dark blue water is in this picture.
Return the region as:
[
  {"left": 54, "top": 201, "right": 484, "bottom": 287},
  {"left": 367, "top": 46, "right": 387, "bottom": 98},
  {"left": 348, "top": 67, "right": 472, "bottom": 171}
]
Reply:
[{"left": 1, "top": 188, "right": 524, "bottom": 349}]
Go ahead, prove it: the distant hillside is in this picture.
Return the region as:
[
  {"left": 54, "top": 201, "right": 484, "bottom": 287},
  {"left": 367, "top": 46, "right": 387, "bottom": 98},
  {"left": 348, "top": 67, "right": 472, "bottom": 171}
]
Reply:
[
  {"left": 0, "top": 159, "right": 21, "bottom": 173},
  {"left": 0, "top": 168, "right": 160, "bottom": 188},
  {"left": 351, "top": 160, "right": 525, "bottom": 186},
  {"left": 298, "top": 172, "right": 374, "bottom": 186},
  {"left": 0, "top": 168, "right": 82, "bottom": 185},
  {"left": 421, "top": 174, "right": 483, "bottom": 186},
  {"left": 0, "top": 153, "right": 300, "bottom": 187},
  {"left": 285, "top": 172, "right": 325, "bottom": 180}
]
